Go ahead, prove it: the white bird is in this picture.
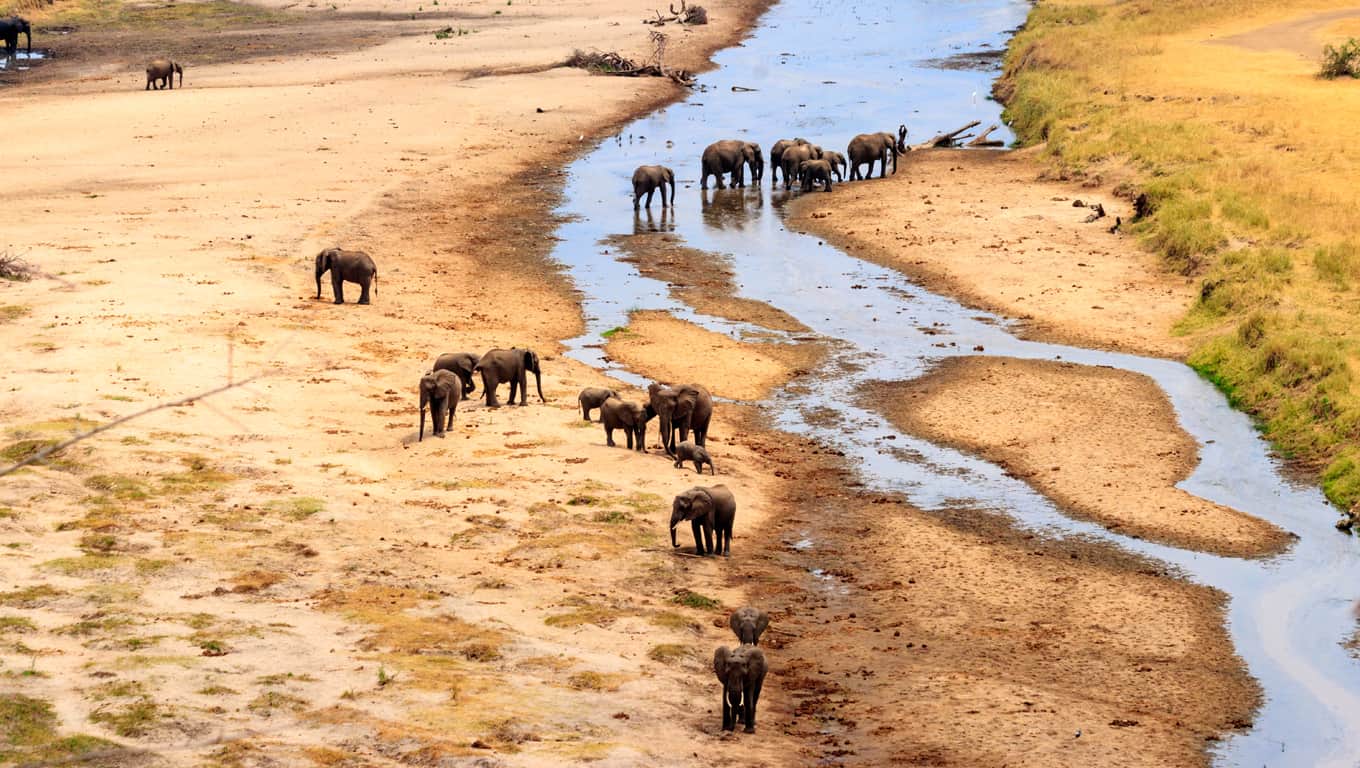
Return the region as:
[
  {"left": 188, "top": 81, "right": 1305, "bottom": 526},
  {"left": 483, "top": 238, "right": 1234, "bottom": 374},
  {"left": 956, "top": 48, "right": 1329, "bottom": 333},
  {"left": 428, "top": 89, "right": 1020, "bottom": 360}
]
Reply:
[{"left": 971, "top": 90, "right": 978, "bottom": 106}]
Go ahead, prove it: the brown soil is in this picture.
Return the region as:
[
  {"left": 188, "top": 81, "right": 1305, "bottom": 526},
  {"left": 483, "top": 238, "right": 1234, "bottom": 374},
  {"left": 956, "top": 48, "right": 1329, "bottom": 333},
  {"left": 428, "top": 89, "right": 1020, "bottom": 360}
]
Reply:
[
  {"left": 787, "top": 148, "right": 1197, "bottom": 360},
  {"left": 865, "top": 357, "right": 1290, "bottom": 558},
  {"left": 1217, "top": 7, "right": 1360, "bottom": 57}
]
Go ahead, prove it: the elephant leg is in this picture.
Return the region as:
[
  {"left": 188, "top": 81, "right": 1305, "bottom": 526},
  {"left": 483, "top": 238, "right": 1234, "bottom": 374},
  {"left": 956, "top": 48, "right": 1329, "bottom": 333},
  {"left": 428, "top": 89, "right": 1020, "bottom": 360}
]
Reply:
[
  {"left": 517, "top": 371, "right": 529, "bottom": 406},
  {"left": 702, "top": 522, "right": 715, "bottom": 557},
  {"left": 746, "top": 680, "right": 762, "bottom": 732},
  {"left": 722, "top": 525, "right": 732, "bottom": 557},
  {"left": 483, "top": 373, "right": 500, "bottom": 407},
  {"left": 691, "top": 519, "right": 705, "bottom": 555},
  {"left": 645, "top": 188, "right": 655, "bottom": 209},
  {"left": 581, "top": 402, "right": 591, "bottom": 421},
  {"left": 445, "top": 399, "right": 456, "bottom": 431},
  {"left": 722, "top": 686, "right": 734, "bottom": 731},
  {"left": 634, "top": 426, "right": 646, "bottom": 453},
  {"left": 633, "top": 186, "right": 642, "bottom": 211},
  {"left": 331, "top": 273, "right": 345, "bottom": 304},
  {"left": 624, "top": 428, "right": 634, "bottom": 450},
  {"left": 358, "top": 278, "right": 371, "bottom": 305},
  {"left": 507, "top": 375, "right": 519, "bottom": 405},
  {"left": 661, "top": 183, "right": 669, "bottom": 208},
  {"left": 605, "top": 425, "right": 615, "bottom": 447}
]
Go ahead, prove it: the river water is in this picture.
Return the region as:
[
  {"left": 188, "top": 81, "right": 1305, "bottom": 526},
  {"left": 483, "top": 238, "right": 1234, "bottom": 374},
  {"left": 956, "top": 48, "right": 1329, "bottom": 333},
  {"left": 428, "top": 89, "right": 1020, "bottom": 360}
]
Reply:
[{"left": 545, "top": 1, "right": 1360, "bottom": 765}]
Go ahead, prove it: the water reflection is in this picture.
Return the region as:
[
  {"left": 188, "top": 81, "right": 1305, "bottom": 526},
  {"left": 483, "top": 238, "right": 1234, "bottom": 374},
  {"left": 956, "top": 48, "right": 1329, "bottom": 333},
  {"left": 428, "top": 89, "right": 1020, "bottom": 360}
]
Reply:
[
  {"left": 632, "top": 207, "right": 676, "bottom": 235},
  {"left": 700, "top": 187, "right": 765, "bottom": 231}
]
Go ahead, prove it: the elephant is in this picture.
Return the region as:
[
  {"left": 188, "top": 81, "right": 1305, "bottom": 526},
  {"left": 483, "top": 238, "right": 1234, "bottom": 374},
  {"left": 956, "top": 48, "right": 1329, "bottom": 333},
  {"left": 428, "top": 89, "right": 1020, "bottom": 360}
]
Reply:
[
  {"left": 432, "top": 352, "right": 479, "bottom": 396},
  {"left": 729, "top": 606, "right": 770, "bottom": 646},
  {"left": 797, "top": 158, "right": 834, "bottom": 192},
  {"left": 646, "top": 382, "right": 712, "bottom": 456},
  {"left": 418, "top": 370, "right": 461, "bottom": 441},
  {"left": 700, "top": 140, "right": 761, "bottom": 190},
  {"left": 821, "top": 150, "right": 848, "bottom": 182},
  {"left": 315, "top": 247, "right": 377, "bottom": 305},
  {"left": 673, "top": 440, "right": 714, "bottom": 475},
  {"left": 769, "top": 138, "right": 810, "bottom": 187},
  {"left": 713, "top": 645, "right": 767, "bottom": 733},
  {"left": 600, "top": 396, "right": 650, "bottom": 452},
  {"left": 632, "top": 165, "right": 675, "bottom": 210},
  {"left": 1, "top": 16, "right": 30, "bottom": 57},
  {"left": 670, "top": 484, "right": 736, "bottom": 556},
  {"left": 578, "top": 387, "right": 618, "bottom": 421},
  {"left": 780, "top": 143, "right": 823, "bottom": 190},
  {"left": 848, "top": 125, "right": 908, "bottom": 180},
  {"left": 145, "top": 58, "right": 183, "bottom": 90},
  {"left": 475, "top": 348, "right": 544, "bottom": 407}
]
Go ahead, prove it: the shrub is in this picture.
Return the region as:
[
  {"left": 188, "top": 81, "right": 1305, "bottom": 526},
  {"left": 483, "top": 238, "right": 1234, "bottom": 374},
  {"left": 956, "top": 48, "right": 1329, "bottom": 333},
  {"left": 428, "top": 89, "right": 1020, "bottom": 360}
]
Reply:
[{"left": 1320, "top": 38, "right": 1360, "bottom": 79}]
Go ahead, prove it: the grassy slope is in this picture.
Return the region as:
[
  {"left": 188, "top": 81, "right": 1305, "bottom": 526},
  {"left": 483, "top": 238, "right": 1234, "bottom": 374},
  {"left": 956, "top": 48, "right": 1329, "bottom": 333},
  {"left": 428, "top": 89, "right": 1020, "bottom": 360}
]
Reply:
[{"left": 999, "top": 0, "right": 1360, "bottom": 530}]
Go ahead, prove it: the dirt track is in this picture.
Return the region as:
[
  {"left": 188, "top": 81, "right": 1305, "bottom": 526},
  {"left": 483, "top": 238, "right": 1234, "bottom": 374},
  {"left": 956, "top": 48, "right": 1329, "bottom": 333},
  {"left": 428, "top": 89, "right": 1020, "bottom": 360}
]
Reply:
[{"left": 0, "top": 1, "right": 1268, "bottom": 765}]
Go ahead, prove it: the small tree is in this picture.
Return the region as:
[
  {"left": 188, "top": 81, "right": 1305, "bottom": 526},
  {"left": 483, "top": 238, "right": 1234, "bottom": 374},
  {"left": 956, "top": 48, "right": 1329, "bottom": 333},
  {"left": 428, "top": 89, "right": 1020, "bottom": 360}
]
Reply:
[{"left": 1320, "top": 38, "right": 1360, "bottom": 79}]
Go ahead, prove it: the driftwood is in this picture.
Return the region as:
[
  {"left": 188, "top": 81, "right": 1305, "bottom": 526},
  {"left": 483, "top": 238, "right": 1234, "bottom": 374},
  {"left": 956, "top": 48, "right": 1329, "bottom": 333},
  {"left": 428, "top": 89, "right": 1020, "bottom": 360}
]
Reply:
[
  {"left": 645, "top": 0, "right": 708, "bottom": 26},
  {"left": 965, "top": 123, "right": 1004, "bottom": 148},
  {"left": 565, "top": 32, "right": 696, "bottom": 86},
  {"left": 911, "top": 120, "right": 981, "bottom": 150}
]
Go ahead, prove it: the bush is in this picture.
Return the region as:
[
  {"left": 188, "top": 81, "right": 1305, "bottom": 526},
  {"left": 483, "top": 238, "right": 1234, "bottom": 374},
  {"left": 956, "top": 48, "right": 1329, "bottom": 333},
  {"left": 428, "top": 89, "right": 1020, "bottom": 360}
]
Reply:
[{"left": 1320, "top": 39, "right": 1360, "bottom": 79}]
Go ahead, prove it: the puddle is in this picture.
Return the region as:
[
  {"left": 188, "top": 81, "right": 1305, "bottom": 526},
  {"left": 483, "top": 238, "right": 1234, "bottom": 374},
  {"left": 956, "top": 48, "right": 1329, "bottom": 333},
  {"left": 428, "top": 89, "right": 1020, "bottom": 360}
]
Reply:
[
  {"left": 543, "top": 0, "right": 1360, "bottom": 765},
  {"left": 0, "top": 49, "right": 50, "bottom": 72}
]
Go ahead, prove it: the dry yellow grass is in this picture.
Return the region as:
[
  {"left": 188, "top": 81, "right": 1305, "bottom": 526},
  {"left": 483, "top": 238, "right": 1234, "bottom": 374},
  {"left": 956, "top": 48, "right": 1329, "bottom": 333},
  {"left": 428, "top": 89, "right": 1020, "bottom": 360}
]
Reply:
[{"left": 1003, "top": 0, "right": 1360, "bottom": 527}]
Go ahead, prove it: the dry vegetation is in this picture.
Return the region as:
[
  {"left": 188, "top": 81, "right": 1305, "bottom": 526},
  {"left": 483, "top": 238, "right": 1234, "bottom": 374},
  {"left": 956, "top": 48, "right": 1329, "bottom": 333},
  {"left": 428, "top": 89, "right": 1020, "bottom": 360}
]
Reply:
[{"left": 1000, "top": 0, "right": 1360, "bottom": 528}]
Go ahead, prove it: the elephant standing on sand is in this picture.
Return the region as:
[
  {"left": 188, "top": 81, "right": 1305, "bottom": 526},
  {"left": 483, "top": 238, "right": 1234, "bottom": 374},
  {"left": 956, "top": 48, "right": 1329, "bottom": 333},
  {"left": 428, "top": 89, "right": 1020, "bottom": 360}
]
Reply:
[
  {"left": 714, "top": 645, "right": 767, "bottom": 733},
  {"left": 632, "top": 165, "right": 675, "bottom": 210},
  {"left": 145, "top": 58, "right": 183, "bottom": 90},
  {"left": 646, "top": 382, "right": 713, "bottom": 455},
  {"left": 848, "top": 125, "right": 908, "bottom": 180},
  {"left": 700, "top": 140, "right": 762, "bottom": 190},
  {"left": 1, "top": 16, "right": 30, "bottom": 57},
  {"left": 433, "top": 352, "right": 479, "bottom": 396},
  {"left": 418, "top": 370, "right": 461, "bottom": 441},
  {"left": 315, "top": 248, "right": 377, "bottom": 305},
  {"left": 475, "top": 348, "right": 544, "bottom": 407},
  {"left": 780, "top": 143, "right": 823, "bottom": 190},
  {"left": 729, "top": 606, "right": 770, "bottom": 646},
  {"left": 797, "top": 158, "right": 834, "bottom": 192},
  {"left": 670, "top": 484, "right": 736, "bottom": 556},
  {"left": 821, "top": 150, "right": 848, "bottom": 182},
  {"left": 578, "top": 387, "right": 618, "bottom": 421},
  {"left": 600, "top": 396, "right": 650, "bottom": 452}
]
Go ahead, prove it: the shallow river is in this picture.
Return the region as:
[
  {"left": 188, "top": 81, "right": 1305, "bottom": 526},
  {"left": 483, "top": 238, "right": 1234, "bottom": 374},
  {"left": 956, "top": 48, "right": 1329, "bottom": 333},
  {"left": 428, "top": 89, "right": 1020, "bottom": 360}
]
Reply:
[{"left": 546, "top": 1, "right": 1360, "bottom": 764}]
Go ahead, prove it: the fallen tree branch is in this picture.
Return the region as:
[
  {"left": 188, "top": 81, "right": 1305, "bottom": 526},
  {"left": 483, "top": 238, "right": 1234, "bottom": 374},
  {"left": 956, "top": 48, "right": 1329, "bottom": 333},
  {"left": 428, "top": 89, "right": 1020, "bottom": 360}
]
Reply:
[
  {"left": 911, "top": 120, "right": 981, "bottom": 150},
  {"left": 965, "top": 123, "right": 1004, "bottom": 148},
  {"left": 644, "top": 0, "right": 707, "bottom": 26}
]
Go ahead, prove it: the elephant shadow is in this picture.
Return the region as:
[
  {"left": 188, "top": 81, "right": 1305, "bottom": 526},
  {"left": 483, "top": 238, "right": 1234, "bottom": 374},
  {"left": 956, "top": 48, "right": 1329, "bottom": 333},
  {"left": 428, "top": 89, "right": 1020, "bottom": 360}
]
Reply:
[
  {"left": 633, "top": 207, "right": 675, "bottom": 234},
  {"left": 700, "top": 189, "right": 763, "bottom": 231}
]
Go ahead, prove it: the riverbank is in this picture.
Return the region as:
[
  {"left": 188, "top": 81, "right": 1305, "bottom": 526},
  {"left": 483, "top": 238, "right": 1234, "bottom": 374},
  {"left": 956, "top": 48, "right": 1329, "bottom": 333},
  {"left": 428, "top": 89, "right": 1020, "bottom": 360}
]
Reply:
[
  {"left": 0, "top": 1, "right": 785, "bottom": 763},
  {"left": 998, "top": 0, "right": 1360, "bottom": 528}
]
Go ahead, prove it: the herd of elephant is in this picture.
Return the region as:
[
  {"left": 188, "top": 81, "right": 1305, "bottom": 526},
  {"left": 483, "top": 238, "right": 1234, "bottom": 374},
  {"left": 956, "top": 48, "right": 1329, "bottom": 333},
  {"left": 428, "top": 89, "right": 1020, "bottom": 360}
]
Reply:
[{"left": 631, "top": 126, "right": 910, "bottom": 209}]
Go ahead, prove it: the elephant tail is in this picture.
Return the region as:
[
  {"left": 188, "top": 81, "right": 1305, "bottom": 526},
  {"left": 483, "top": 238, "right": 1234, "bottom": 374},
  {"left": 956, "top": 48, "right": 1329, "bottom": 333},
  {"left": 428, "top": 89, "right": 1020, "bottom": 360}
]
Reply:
[{"left": 371, "top": 268, "right": 377, "bottom": 297}]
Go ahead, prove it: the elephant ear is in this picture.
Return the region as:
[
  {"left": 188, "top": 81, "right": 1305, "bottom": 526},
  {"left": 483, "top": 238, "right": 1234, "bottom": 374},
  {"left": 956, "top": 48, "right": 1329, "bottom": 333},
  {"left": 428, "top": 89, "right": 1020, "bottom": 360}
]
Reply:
[
  {"left": 523, "top": 349, "right": 538, "bottom": 371},
  {"left": 713, "top": 646, "right": 731, "bottom": 681},
  {"left": 755, "top": 610, "right": 771, "bottom": 636}
]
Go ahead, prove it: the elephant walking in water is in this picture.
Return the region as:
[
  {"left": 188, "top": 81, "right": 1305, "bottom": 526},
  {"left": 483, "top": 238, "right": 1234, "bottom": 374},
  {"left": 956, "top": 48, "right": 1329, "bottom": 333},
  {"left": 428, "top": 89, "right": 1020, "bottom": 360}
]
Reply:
[
  {"left": 848, "top": 125, "right": 908, "bottom": 180},
  {"left": 798, "top": 159, "right": 835, "bottom": 192},
  {"left": 821, "top": 150, "right": 848, "bottom": 182},
  {"left": 769, "top": 137, "right": 810, "bottom": 187},
  {"left": 632, "top": 165, "right": 675, "bottom": 210},
  {"left": 700, "top": 140, "right": 762, "bottom": 190},
  {"left": 779, "top": 143, "right": 823, "bottom": 190},
  {"left": 1, "top": 16, "right": 30, "bottom": 58},
  {"left": 315, "top": 247, "right": 377, "bottom": 304},
  {"left": 145, "top": 58, "right": 183, "bottom": 90},
  {"left": 475, "top": 348, "right": 544, "bottom": 407}
]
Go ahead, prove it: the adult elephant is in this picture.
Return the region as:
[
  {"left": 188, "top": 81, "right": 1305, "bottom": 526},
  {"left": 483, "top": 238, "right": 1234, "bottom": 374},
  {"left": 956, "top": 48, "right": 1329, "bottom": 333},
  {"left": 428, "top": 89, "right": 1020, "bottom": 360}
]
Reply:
[
  {"left": 670, "top": 484, "right": 736, "bottom": 556},
  {"left": 848, "top": 125, "right": 908, "bottom": 180},
  {"left": 418, "top": 370, "right": 461, "bottom": 441},
  {"left": 632, "top": 165, "right": 675, "bottom": 210},
  {"left": 779, "top": 143, "right": 823, "bottom": 190},
  {"left": 475, "top": 348, "right": 544, "bottom": 407},
  {"left": 432, "top": 352, "right": 479, "bottom": 396},
  {"left": 769, "top": 138, "right": 809, "bottom": 187},
  {"left": 713, "top": 645, "right": 767, "bottom": 733},
  {"left": 700, "top": 140, "right": 761, "bottom": 190},
  {"left": 145, "top": 58, "right": 183, "bottom": 90},
  {"left": 0, "top": 16, "right": 30, "bottom": 58},
  {"left": 315, "top": 247, "right": 377, "bottom": 305},
  {"left": 646, "top": 382, "right": 712, "bottom": 455}
]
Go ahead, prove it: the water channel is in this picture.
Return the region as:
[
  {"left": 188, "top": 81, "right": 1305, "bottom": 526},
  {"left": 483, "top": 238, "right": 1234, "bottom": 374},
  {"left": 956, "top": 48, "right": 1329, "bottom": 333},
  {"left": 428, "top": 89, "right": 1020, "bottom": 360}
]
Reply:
[{"left": 546, "top": 1, "right": 1360, "bottom": 764}]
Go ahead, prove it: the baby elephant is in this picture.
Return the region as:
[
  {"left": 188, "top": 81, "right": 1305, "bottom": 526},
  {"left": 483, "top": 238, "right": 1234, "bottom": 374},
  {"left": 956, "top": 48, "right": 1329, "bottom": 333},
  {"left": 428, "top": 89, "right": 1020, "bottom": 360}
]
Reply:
[
  {"left": 729, "top": 606, "right": 770, "bottom": 646},
  {"left": 673, "top": 440, "right": 714, "bottom": 475},
  {"left": 714, "top": 645, "right": 767, "bottom": 733},
  {"left": 578, "top": 387, "right": 618, "bottom": 421},
  {"left": 315, "top": 247, "right": 378, "bottom": 305},
  {"left": 670, "top": 484, "right": 736, "bottom": 556},
  {"left": 798, "top": 159, "right": 835, "bottom": 192},
  {"left": 418, "top": 369, "right": 461, "bottom": 441},
  {"left": 632, "top": 165, "right": 676, "bottom": 210},
  {"left": 145, "top": 57, "right": 183, "bottom": 90},
  {"left": 600, "top": 396, "right": 650, "bottom": 452}
]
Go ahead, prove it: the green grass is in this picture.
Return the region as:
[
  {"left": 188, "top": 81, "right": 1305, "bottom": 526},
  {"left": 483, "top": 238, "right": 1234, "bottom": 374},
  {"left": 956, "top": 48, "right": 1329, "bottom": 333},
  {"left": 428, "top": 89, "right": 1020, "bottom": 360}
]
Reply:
[
  {"left": 42, "top": 554, "right": 125, "bottom": 575},
  {"left": 0, "top": 616, "right": 36, "bottom": 634},
  {"left": 670, "top": 590, "right": 720, "bottom": 610},
  {"left": 28, "top": 0, "right": 286, "bottom": 31},
  {"left": 0, "top": 585, "right": 64, "bottom": 608},
  {"left": 264, "top": 497, "right": 325, "bottom": 521},
  {"left": 646, "top": 643, "right": 694, "bottom": 664},
  {"left": 89, "top": 698, "right": 160, "bottom": 737},
  {"left": 0, "top": 305, "right": 29, "bottom": 324},
  {"left": 0, "top": 694, "right": 58, "bottom": 754},
  {"left": 999, "top": 0, "right": 1360, "bottom": 529}
]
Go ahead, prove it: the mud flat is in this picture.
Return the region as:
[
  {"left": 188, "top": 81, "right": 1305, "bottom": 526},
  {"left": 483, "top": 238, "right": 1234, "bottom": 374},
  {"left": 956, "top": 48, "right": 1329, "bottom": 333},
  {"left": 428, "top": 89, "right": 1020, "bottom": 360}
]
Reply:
[{"left": 787, "top": 149, "right": 1198, "bottom": 359}]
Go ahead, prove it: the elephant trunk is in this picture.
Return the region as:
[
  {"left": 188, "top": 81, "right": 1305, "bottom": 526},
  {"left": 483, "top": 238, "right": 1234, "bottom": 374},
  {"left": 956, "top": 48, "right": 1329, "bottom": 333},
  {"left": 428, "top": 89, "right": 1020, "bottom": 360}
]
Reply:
[
  {"left": 669, "top": 508, "right": 684, "bottom": 548},
  {"left": 314, "top": 255, "right": 325, "bottom": 299},
  {"left": 419, "top": 406, "right": 426, "bottom": 442},
  {"left": 533, "top": 363, "right": 545, "bottom": 403},
  {"left": 176, "top": 63, "right": 183, "bottom": 88}
]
